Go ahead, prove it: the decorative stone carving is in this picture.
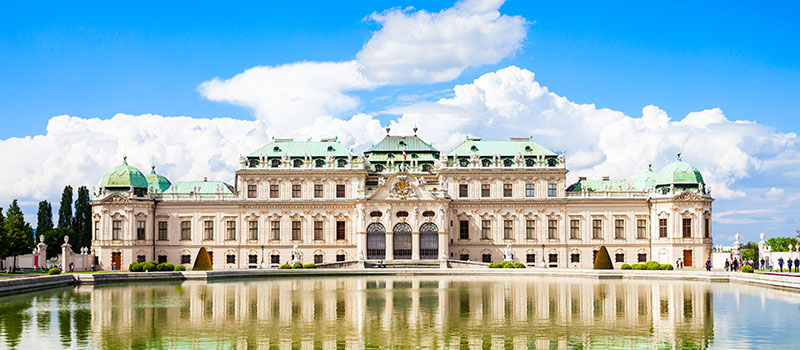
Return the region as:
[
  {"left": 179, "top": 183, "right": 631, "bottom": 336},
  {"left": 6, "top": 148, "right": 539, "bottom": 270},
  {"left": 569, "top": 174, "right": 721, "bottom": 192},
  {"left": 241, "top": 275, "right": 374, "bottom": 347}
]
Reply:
[
  {"left": 389, "top": 175, "right": 417, "bottom": 200},
  {"left": 503, "top": 244, "right": 513, "bottom": 262}
]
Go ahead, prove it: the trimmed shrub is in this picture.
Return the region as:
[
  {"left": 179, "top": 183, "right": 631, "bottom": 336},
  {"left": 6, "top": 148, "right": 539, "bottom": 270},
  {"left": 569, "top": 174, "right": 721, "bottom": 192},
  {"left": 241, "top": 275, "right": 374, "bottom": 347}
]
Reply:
[
  {"left": 593, "top": 246, "right": 613, "bottom": 270},
  {"left": 292, "top": 262, "right": 304, "bottom": 269},
  {"left": 193, "top": 247, "right": 213, "bottom": 271},
  {"left": 129, "top": 262, "right": 142, "bottom": 272},
  {"left": 303, "top": 264, "right": 317, "bottom": 269},
  {"left": 742, "top": 265, "right": 754, "bottom": 273},
  {"left": 659, "top": 264, "right": 674, "bottom": 270},
  {"left": 278, "top": 264, "right": 292, "bottom": 269},
  {"left": 512, "top": 263, "right": 525, "bottom": 268},
  {"left": 645, "top": 261, "right": 661, "bottom": 270},
  {"left": 175, "top": 264, "right": 186, "bottom": 271},
  {"left": 631, "top": 264, "right": 645, "bottom": 270},
  {"left": 501, "top": 261, "right": 514, "bottom": 268},
  {"left": 48, "top": 267, "right": 61, "bottom": 275},
  {"left": 620, "top": 264, "right": 631, "bottom": 270},
  {"left": 157, "top": 263, "right": 175, "bottom": 271},
  {"left": 142, "top": 262, "right": 157, "bottom": 272},
  {"left": 488, "top": 262, "right": 501, "bottom": 268}
]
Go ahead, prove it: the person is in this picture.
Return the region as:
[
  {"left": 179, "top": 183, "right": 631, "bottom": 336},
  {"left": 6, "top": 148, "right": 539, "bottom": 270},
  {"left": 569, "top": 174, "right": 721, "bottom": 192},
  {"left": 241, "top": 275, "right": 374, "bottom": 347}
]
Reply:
[
  {"left": 760, "top": 258, "right": 765, "bottom": 271},
  {"left": 788, "top": 259, "right": 793, "bottom": 272},
  {"left": 778, "top": 257, "right": 784, "bottom": 272},
  {"left": 705, "top": 259, "right": 711, "bottom": 272},
  {"left": 795, "top": 258, "right": 799, "bottom": 273},
  {"left": 724, "top": 258, "right": 730, "bottom": 271},
  {"left": 732, "top": 258, "right": 739, "bottom": 272},
  {"left": 91, "top": 262, "right": 96, "bottom": 272}
]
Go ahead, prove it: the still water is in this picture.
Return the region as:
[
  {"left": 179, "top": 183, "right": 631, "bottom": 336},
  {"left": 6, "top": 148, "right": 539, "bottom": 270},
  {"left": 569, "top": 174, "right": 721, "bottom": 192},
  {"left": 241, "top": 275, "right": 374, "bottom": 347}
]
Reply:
[{"left": 1, "top": 276, "right": 799, "bottom": 349}]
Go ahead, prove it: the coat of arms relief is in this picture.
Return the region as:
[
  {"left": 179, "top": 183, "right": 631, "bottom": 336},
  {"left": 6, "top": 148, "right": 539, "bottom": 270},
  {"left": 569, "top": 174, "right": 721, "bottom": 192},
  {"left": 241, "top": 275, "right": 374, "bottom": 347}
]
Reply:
[{"left": 389, "top": 175, "right": 417, "bottom": 200}]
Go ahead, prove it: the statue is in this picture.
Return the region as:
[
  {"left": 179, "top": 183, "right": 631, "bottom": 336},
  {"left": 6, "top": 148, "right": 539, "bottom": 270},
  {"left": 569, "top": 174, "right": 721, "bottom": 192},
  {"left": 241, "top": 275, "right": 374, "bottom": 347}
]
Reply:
[
  {"left": 325, "top": 154, "right": 334, "bottom": 166},
  {"left": 39, "top": 235, "right": 44, "bottom": 243},
  {"left": 503, "top": 244, "right": 513, "bottom": 262},
  {"left": 357, "top": 249, "right": 365, "bottom": 261},
  {"left": 378, "top": 177, "right": 386, "bottom": 186},
  {"left": 418, "top": 176, "right": 427, "bottom": 185},
  {"left": 239, "top": 155, "right": 247, "bottom": 167},
  {"left": 290, "top": 244, "right": 302, "bottom": 264},
  {"left": 514, "top": 153, "right": 523, "bottom": 166},
  {"left": 557, "top": 154, "right": 565, "bottom": 165},
  {"left": 64, "top": 235, "right": 69, "bottom": 244}
]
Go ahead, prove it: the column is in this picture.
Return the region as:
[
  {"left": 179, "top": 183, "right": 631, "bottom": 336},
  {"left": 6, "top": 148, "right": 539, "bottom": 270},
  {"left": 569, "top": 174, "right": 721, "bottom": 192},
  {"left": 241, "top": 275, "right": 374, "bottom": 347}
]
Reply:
[
  {"left": 411, "top": 231, "right": 420, "bottom": 260},
  {"left": 385, "top": 232, "right": 394, "bottom": 261}
]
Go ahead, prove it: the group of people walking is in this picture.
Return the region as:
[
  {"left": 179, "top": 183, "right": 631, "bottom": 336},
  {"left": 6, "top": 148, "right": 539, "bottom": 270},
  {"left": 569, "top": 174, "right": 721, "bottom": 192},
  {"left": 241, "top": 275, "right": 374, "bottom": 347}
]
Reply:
[
  {"left": 724, "top": 256, "right": 800, "bottom": 272},
  {"left": 776, "top": 257, "right": 800, "bottom": 272}
]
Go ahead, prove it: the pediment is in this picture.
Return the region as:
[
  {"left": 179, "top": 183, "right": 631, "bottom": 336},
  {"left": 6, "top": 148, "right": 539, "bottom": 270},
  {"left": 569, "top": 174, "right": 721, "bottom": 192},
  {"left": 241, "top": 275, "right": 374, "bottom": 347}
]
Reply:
[
  {"left": 672, "top": 191, "right": 703, "bottom": 201},
  {"left": 98, "top": 192, "right": 131, "bottom": 204},
  {"left": 367, "top": 173, "right": 442, "bottom": 201}
]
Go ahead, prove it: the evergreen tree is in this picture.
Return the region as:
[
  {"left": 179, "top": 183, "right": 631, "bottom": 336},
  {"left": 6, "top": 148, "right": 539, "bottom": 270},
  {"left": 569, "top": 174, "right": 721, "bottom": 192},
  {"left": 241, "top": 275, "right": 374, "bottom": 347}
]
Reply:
[
  {"left": 4, "top": 200, "right": 35, "bottom": 272},
  {"left": 37, "top": 200, "right": 54, "bottom": 239},
  {"left": 0, "top": 207, "right": 6, "bottom": 267},
  {"left": 57, "top": 185, "right": 73, "bottom": 230},
  {"left": 43, "top": 227, "right": 74, "bottom": 259},
  {"left": 72, "top": 186, "right": 92, "bottom": 251}
]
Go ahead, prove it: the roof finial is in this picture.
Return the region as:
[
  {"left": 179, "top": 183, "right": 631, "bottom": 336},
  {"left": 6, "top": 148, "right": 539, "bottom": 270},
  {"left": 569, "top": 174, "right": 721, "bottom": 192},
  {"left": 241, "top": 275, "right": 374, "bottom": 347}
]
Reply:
[
  {"left": 385, "top": 126, "right": 391, "bottom": 135},
  {"left": 648, "top": 162, "right": 653, "bottom": 170},
  {"left": 123, "top": 155, "right": 128, "bottom": 165},
  {"left": 413, "top": 125, "right": 418, "bottom": 135},
  {"left": 677, "top": 152, "right": 682, "bottom": 161}
]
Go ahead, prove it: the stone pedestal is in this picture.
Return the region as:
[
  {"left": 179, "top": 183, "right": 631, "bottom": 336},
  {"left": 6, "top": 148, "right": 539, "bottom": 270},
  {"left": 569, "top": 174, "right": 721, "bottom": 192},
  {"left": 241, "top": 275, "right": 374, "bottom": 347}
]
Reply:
[{"left": 61, "top": 235, "right": 72, "bottom": 271}]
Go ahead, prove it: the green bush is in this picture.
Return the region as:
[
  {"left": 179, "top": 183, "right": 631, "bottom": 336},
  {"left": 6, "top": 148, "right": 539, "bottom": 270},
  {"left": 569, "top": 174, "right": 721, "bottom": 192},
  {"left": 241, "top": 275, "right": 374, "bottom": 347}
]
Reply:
[
  {"left": 488, "top": 262, "right": 501, "bottom": 268},
  {"left": 645, "top": 261, "right": 661, "bottom": 270},
  {"left": 175, "top": 264, "right": 186, "bottom": 271},
  {"left": 593, "top": 246, "right": 613, "bottom": 270},
  {"left": 303, "top": 264, "right": 317, "bottom": 269},
  {"left": 129, "top": 262, "right": 142, "bottom": 272},
  {"left": 631, "top": 264, "right": 645, "bottom": 270},
  {"left": 501, "top": 261, "right": 514, "bottom": 268},
  {"left": 292, "top": 262, "right": 304, "bottom": 269},
  {"left": 742, "top": 265, "right": 754, "bottom": 273},
  {"left": 279, "top": 264, "right": 292, "bottom": 269},
  {"left": 157, "top": 263, "right": 175, "bottom": 271},
  {"left": 142, "top": 262, "right": 157, "bottom": 272},
  {"left": 659, "top": 264, "right": 674, "bottom": 270},
  {"left": 193, "top": 247, "right": 213, "bottom": 271},
  {"left": 48, "top": 267, "right": 61, "bottom": 275},
  {"left": 620, "top": 264, "right": 631, "bottom": 270},
  {"left": 512, "top": 263, "right": 525, "bottom": 268}
]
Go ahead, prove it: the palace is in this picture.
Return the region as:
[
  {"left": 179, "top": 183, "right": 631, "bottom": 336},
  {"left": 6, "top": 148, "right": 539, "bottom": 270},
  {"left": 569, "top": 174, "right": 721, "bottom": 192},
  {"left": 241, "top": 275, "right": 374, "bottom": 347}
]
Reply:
[{"left": 91, "top": 129, "right": 713, "bottom": 270}]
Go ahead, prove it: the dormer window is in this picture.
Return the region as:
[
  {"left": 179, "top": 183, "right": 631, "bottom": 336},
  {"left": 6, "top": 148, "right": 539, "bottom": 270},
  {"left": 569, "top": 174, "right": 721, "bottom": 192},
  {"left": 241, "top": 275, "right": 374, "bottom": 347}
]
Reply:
[
  {"left": 411, "top": 153, "right": 418, "bottom": 159},
  {"left": 525, "top": 158, "right": 534, "bottom": 167},
  {"left": 273, "top": 146, "right": 281, "bottom": 152},
  {"left": 459, "top": 159, "right": 468, "bottom": 167},
  {"left": 248, "top": 158, "right": 258, "bottom": 168},
  {"left": 470, "top": 145, "right": 478, "bottom": 151},
  {"left": 315, "top": 159, "right": 324, "bottom": 168},
  {"left": 547, "top": 158, "right": 556, "bottom": 167},
  {"left": 327, "top": 146, "right": 335, "bottom": 152},
  {"left": 271, "top": 159, "right": 280, "bottom": 168},
  {"left": 337, "top": 159, "right": 346, "bottom": 167},
  {"left": 524, "top": 145, "right": 532, "bottom": 152},
  {"left": 293, "top": 159, "right": 303, "bottom": 168},
  {"left": 481, "top": 159, "right": 491, "bottom": 167},
  {"left": 503, "top": 159, "right": 513, "bottom": 167},
  {"left": 421, "top": 164, "right": 432, "bottom": 172},
  {"left": 399, "top": 141, "right": 406, "bottom": 147},
  {"left": 374, "top": 164, "right": 385, "bottom": 172}
]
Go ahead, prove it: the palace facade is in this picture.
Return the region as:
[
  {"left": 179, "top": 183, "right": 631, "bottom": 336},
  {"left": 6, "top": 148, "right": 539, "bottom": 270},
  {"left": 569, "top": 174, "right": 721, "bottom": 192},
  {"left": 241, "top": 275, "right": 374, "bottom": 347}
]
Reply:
[{"left": 91, "top": 129, "right": 713, "bottom": 270}]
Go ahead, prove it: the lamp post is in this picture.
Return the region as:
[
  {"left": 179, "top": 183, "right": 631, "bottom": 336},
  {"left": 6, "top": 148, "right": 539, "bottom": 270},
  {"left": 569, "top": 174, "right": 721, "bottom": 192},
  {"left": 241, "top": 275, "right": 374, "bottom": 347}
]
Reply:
[{"left": 541, "top": 244, "right": 546, "bottom": 268}]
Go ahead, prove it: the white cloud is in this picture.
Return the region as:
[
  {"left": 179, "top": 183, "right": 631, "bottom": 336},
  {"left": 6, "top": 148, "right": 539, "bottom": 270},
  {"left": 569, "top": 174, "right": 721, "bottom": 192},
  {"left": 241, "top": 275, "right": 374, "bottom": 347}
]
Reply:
[
  {"left": 357, "top": 0, "right": 526, "bottom": 84},
  {"left": 766, "top": 187, "right": 785, "bottom": 198}
]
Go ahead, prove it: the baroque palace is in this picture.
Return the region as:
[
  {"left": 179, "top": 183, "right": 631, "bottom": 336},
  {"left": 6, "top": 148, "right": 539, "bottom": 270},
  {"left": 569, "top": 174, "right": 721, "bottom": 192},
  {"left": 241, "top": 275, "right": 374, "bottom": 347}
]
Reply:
[{"left": 91, "top": 128, "right": 713, "bottom": 270}]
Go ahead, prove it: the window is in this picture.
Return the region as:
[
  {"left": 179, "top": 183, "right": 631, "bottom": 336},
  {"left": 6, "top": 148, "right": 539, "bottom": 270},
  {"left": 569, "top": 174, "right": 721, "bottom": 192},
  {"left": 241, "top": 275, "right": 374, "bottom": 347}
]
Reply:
[
  {"left": 614, "top": 219, "right": 624, "bottom": 239},
  {"left": 181, "top": 255, "right": 191, "bottom": 264},
  {"left": 293, "top": 159, "right": 302, "bottom": 168},
  {"left": 249, "top": 255, "right": 258, "bottom": 264},
  {"left": 270, "top": 184, "right": 279, "bottom": 198},
  {"left": 548, "top": 220, "right": 557, "bottom": 239},
  {"left": 637, "top": 219, "right": 647, "bottom": 239},
  {"left": 396, "top": 211, "right": 409, "bottom": 218},
  {"left": 271, "top": 221, "right": 280, "bottom": 240},
  {"left": 682, "top": 218, "right": 692, "bottom": 238},
  {"left": 136, "top": 220, "right": 146, "bottom": 240},
  {"left": 503, "top": 220, "right": 513, "bottom": 240},
  {"left": 570, "top": 220, "right": 580, "bottom": 239},
  {"left": 224, "top": 221, "right": 235, "bottom": 240},
  {"left": 270, "top": 159, "right": 280, "bottom": 168},
  {"left": 704, "top": 218, "right": 710, "bottom": 238},
  {"left": 314, "top": 254, "right": 323, "bottom": 264},
  {"left": 460, "top": 254, "right": 470, "bottom": 261},
  {"left": 158, "top": 221, "right": 167, "bottom": 241},
  {"left": 459, "top": 220, "right": 469, "bottom": 239},
  {"left": 336, "top": 254, "right": 345, "bottom": 262},
  {"left": 459, "top": 184, "right": 468, "bottom": 198},
  {"left": 422, "top": 211, "right": 435, "bottom": 218},
  {"left": 592, "top": 219, "right": 602, "bottom": 239},
  {"left": 570, "top": 253, "right": 580, "bottom": 263},
  {"left": 314, "top": 184, "right": 323, "bottom": 198},
  {"left": 226, "top": 254, "right": 236, "bottom": 264},
  {"left": 336, "top": 184, "right": 345, "bottom": 198},
  {"left": 482, "top": 254, "right": 492, "bottom": 263},
  {"left": 615, "top": 253, "right": 624, "bottom": 263},
  {"left": 547, "top": 183, "right": 557, "bottom": 197},
  {"left": 180, "top": 221, "right": 191, "bottom": 240},
  {"left": 247, "top": 184, "right": 257, "bottom": 198},
  {"left": 525, "top": 183, "right": 535, "bottom": 197},
  {"left": 370, "top": 211, "right": 383, "bottom": 218},
  {"left": 481, "top": 184, "right": 490, "bottom": 197},
  {"left": 503, "top": 184, "right": 513, "bottom": 197},
  {"left": 659, "top": 218, "right": 667, "bottom": 238},
  {"left": 336, "top": 221, "right": 346, "bottom": 240},
  {"left": 271, "top": 255, "right": 280, "bottom": 264},
  {"left": 203, "top": 221, "right": 214, "bottom": 240},
  {"left": 158, "top": 255, "right": 167, "bottom": 264},
  {"left": 292, "top": 221, "right": 302, "bottom": 241},
  {"left": 314, "top": 221, "right": 323, "bottom": 241},
  {"left": 481, "top": 220, "right": 491, "bottom": 239},
  {"left": 94, "top": 220, "right": 99, "bottom": 240},
  {"left": 526, "top": 254, "right": 536, "bottom": 263},
  {"left": 638, "top": 253, "right": 647, "bottom": 263},
  {"left": 137, "top": 255, "right": 146, "bottom": 263},
  {"left": 337, "top": 159, "right": 346, "bottom": 168},
  {"left": 292, "top": 184, "right": 302, "bottom": 198},
  {"left": 248, "top": 221, "right": 258, "bottom": 240},
  {"left": 526, "top": 220, "right": 535, "bottom": 239},
  {"left": 315, "top": 159, "right": 324, "bottom": 168},
  {"left": 548, "top": 254, "right": 558, "bottom": 263}
]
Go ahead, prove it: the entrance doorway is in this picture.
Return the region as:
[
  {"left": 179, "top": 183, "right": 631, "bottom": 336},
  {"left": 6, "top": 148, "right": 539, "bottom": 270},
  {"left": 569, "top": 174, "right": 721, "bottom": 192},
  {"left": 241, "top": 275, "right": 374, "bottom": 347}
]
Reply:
[
  {"left": 419, "top": 223, "right": 438, "bottom": 259},
  {"left": 366, "top": 223, "right": 386, "bottom": 259},
  {"left": 683, "top": 250, "right": 693, "bottom": 267},
  {"left": 111, "top": 252, "right": 121, "bottom": 271}
]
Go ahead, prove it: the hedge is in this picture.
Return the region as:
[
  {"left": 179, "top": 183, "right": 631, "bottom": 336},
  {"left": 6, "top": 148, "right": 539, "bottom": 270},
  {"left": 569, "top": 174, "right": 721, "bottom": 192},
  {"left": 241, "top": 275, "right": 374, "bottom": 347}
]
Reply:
[
  {"left": 645, "top": 261, "right": 661, "bottom": 270},
  {"left": 659, "top": 264, "right": 674, "bottom": 270},
  {"left": 620, "top": 264, "right": 631, "bottom": 270},
  {"left": 631, "top": 264, "right": 645, "bottom": 270},
  {"left": 129, "top": 262, "right": 142, "bottom": 272},
  {"left": 142, "top": 262, "right": 157, "bottom": 272},
  {"left": 279, "top": 264, "right": 292, "bottom": 269},
  {"left": 48, "top": 267, "right": 61, "bottom": 275},
  {"left": 157, "top": 263, "right": 175, "bottom": 272},
  {"left": 175, "top": 264, "right": 186, "bottom": 271},
  {"left": 303, "top": 264, "right": 317, "bottom": 269},
  {"left": 193, "top": 247, "right": 213, "bottom": 271},
  {"left": 593, "top": 246, "right": 613, "bottom": 270},
  {"left": 512, "top": 263, "right": 525, "bottom": 268},
  {"left": 501, "top": 261, "right": 514, "bottom": 268},
  {"left": 742, "top": 265, "right": 754, "bottom": 273},
  {"left": 488, "top": 262, "right": 501, "bottom": 268}
]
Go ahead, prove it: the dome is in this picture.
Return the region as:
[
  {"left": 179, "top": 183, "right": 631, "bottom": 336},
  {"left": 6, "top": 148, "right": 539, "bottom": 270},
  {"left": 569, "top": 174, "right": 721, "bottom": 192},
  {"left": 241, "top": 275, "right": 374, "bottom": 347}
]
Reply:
[
  {"left": 632, "top": 164, "right": 657, "bottom": 191},
  {"left": 655, "top": 153, "right": 704, "bottom": 186},
  {"left": 145, "top": 165, "right": 171, "bottom": 193},
  {"left": 99, "top": 156, "right": 148, "bottom": 192}
]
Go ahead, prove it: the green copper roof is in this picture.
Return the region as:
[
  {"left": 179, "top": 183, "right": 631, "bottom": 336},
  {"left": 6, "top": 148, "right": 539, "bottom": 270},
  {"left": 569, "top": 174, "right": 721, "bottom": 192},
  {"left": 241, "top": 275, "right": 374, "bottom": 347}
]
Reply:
[
  {"left": 249, "top": 139, "right": 354, "bottom": 157},
  {"left": 100, "top": 157, "right": 148, "bottom": 190},
  {"left": 365, "top": 135, "right": 438, "bottom": 153},
  {"left": 655, "top": 154, "right": 704, "bottom": 186},
  {"left": 569, "top": 179, "right": 634, "bottom": 192},
  {"left": 145, "top": 165, "right": 172, "bottom": 193},
  {"left": 162, "top": 181, "right": 233, "bottom": 194},
  {"left": 447, "top": 138, "right": 556, "bottom": 156},
  {"left": 632, "top": 164, "right": 657, "bottom": 191}
]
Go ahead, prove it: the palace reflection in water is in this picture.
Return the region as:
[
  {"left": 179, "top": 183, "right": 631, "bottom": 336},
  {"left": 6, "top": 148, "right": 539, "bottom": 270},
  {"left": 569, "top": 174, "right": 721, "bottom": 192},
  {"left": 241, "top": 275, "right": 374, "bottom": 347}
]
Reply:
[{"left": 2, "top": 277, "right": 800, "bottom": 349}]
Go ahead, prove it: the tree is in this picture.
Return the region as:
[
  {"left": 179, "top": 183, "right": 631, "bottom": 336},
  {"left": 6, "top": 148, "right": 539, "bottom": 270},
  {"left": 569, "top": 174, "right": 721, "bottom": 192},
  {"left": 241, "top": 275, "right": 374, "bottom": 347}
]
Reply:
[
  {"left": 767, "top": 237, "right": 798, "bottom": 252},
  {"left": 4, "top": 200, "right": 35, "bottom": 272},
  {"left": 42, "top": 227, "right": 74, "bottom": 259},
  {"left": 37, "top": 200, "right": 54, "bottom": 239},
  {"left": 0, "top": 207, "right": 6, "bottom": 269},
  {"left": 57, "top": 185, "right": 73, "bottom": 230},
  {"left": 593, "top": 246, "right": 613, "bottom": 270},
  {"left": 72, "top": 186, "right": 92, "bottom": 251}
]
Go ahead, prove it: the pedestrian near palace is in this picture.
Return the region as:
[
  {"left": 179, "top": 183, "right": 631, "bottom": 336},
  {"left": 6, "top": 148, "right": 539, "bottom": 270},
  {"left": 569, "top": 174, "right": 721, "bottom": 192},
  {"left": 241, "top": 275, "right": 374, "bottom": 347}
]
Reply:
[
  {"left": 788, "top": 259, "right": 793, "bottom": 272},
  {"left": 760, "top": 258, "right": 765, "bottom": 270},
  {"left": 778, "top": 257, "right": 784, "bottom": 272},
  {"left": 725, "top": 259, "right": 730, "bottom": 271}
]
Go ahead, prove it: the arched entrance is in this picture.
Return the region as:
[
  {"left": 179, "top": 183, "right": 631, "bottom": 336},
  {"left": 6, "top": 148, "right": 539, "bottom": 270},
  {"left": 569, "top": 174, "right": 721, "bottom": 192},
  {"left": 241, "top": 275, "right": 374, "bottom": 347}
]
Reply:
[
  {"left": 366, "top": 223, "right": 386, "bottom": 260},
  {"left": 419, "top": 222, "right": 439, "bottom": 259},
  {"left": 393, "top": 223, "right": 412, "bottom": 260}
]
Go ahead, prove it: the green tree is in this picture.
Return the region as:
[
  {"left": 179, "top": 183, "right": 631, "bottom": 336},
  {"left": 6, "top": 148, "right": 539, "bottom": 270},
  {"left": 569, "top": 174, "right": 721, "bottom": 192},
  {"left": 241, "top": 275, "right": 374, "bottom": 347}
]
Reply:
[
  {"left": 767, "top": 237, "right": 798, "bottom": 252},
  {"left": 57, "top": 185, "right": 73, "bottom": 230},
  {"left": 72, "top": 186, "right": 92, "bottom": 251},
  {"left": 37, "top": 200, "right": 54, "bottom": 239},
  {"left": 43, "top": 227, "right": 74, "bottom": 259},
  {"left": 4, "top": 200, "right": 35, "bottom": 271},
  {"left": 0, "top": 207, "right": 6, "bottom": 269}
]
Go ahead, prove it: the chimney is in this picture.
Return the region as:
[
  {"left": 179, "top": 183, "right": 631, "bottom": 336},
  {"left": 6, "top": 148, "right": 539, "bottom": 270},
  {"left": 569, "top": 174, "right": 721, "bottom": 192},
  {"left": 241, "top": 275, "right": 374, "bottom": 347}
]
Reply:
[
  {"left": 578, "top": 176, "right": 587, "bottom": 181},
  {"left": 602, "top": 176, "right": 610, "bottom": 181},
  {"left": 203, "top": 177, "right": 208, "bottom": 182}
]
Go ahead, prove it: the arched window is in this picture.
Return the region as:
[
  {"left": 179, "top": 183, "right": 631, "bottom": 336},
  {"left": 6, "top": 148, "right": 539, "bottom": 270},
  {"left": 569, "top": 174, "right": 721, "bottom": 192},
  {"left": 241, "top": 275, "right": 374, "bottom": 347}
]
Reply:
[
  {"left": 503, "top": 159, "right": 513, "bottom": 167},
  {"left": 367, "top": 223, "right": 386, "bottom": 260},
  {"left": 374, "top": 164, "right": 385, "bottom": 172},
  {"left": 337, "top": 159, "right": 347, "bottom": 168},
  {"left": 459, "top": 159, "right": 468, "bottom": 167},
  {"left": 315, "top": 159, "right": 325, "bottom": 168},
  {"left": 481, "top": 159, "right": 491, "bottom": 167},
  {"left": 393, "top": 223, "right": 412, "bottom": 260},
  {"left": 470, "top": 145, "right": 478, "bottom": 151},
  {"left": 419, "top": 222, "right": 439, "bottom": 259},
  {"left": 293, "top": 159, "right": 303, "bottom": 168},
  {"left": 421, "top": 164, "right": 432, "bottom": 172},
  {"left": 271, "top": 159, "right": 280, "bottom": 168},
  {"left": 525, "top": 158, "right": 534, "bottom": 167}
]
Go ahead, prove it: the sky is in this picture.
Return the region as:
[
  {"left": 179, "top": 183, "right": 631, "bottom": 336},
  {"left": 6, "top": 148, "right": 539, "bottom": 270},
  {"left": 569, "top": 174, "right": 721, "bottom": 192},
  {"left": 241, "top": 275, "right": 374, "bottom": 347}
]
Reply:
[{"left": 0, "top": 0, "right": 798, "bottom": 243}]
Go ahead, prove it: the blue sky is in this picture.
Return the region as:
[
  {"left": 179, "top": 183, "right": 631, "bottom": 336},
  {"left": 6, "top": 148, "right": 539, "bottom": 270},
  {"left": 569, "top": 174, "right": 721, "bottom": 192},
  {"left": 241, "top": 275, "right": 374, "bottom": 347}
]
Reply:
[{"left": 1, "top": 0, "right": 799, "bottom": 242}]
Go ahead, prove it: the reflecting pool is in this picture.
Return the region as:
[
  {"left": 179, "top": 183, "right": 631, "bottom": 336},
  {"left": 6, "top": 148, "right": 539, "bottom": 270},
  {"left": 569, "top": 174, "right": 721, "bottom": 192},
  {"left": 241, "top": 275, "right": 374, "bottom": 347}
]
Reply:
[{"left": 1, "top": 276, "right": 799, "bottom": 349}]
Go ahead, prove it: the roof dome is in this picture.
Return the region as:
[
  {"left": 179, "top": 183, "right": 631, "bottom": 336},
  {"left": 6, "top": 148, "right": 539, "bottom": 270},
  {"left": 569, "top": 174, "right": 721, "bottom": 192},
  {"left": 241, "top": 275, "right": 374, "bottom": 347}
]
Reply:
[
  {"left": 99, "top": 156, "right": 148, "bottom": 191},
  {"left": 145, "top": 165, "right": 171, "bottom": 193},
  {"left": 632, "top": 164, "right": 657, "bottom": 191},
  {"left": 655, "top": 153, "right": 704, "bottom": 186}
]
